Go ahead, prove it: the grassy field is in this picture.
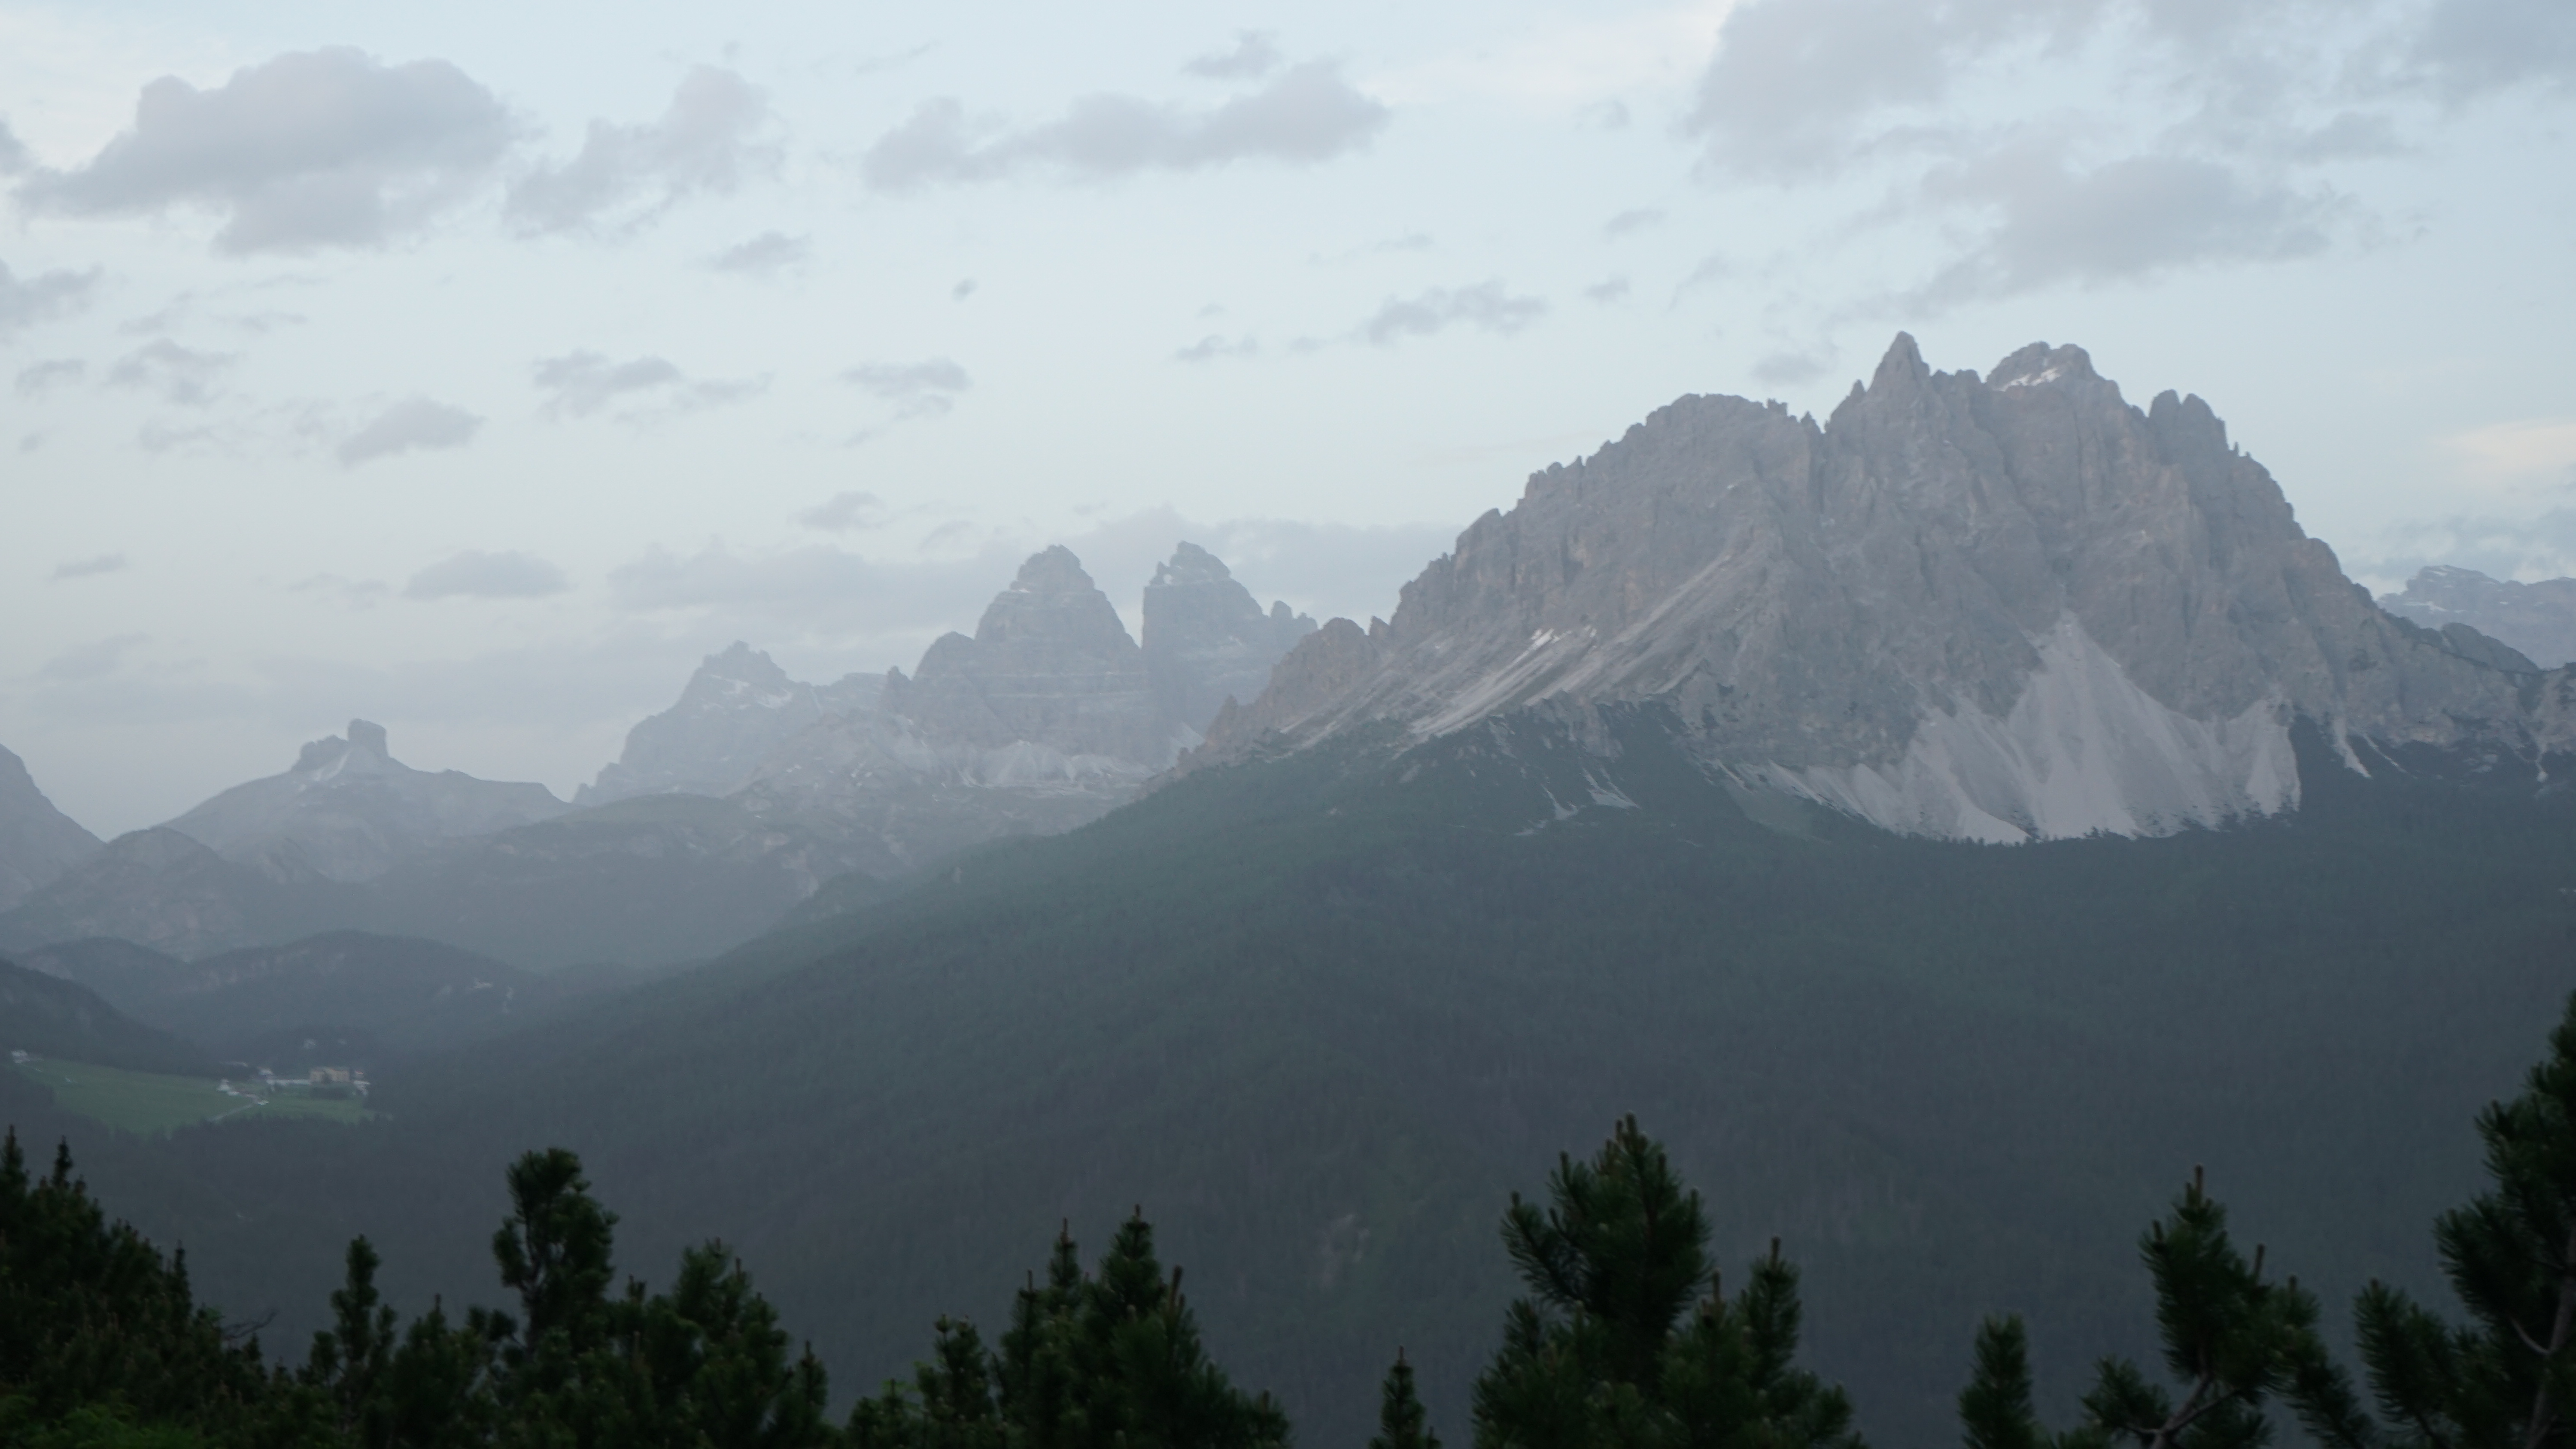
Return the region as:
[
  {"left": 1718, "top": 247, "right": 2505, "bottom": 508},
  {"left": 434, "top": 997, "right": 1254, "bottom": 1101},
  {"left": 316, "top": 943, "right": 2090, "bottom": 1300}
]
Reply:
[{"left": 12, "top": 1059, "right": 374, "bottom": 1134}]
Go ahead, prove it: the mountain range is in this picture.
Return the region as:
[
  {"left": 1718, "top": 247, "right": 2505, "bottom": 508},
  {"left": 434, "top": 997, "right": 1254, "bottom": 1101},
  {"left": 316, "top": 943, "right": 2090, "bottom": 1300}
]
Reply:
[
  {"left": 0, "top": 543, "right": 1312, "bottom": 965},
  {"left": 14, "top": 336, "right": 2576, "bottom": 1449},
  {"left": 1197, "top": 335, "right": 2571, "bottom": 842}
]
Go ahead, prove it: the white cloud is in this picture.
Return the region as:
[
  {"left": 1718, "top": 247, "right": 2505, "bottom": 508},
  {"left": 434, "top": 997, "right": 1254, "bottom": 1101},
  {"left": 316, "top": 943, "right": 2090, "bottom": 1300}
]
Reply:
[
  {"left": 1358, "top": 282, "right": 1548, "bottom": 345},
  {"left": 860, "top": 60, "right": 1390, "bottom": 191},
  {"left": 15, "top": 47, "right": 511, "bottom": 254},
  {"left": 505, "top": 66, "right": 778, "bottom": 235},
  {"left": 842, "top": 358, "right": 971, "bottom": 418},
  {"left": 1902, "top": 149, "right": 2343, "bottom": 306},
  {"left": 49, "top": 553, "right": 127, "bottom": 581},
  {"left": 404, "top": 549, "right": 570, "bottom": 600},
  {"left": 106, "top": 339, "right": 237, "bottom": 406},
  {"left": 1175, "top": 334, "right": 1261, "bottom": 363},
  {"left": 34, "top": 633, "right": 149, "bottom": 682},
  {"left": 707, "top": 230, "right": 809, "bottom": 276},
  {"left": 339, "top": 396, "right": 482, "bottom": 466},
  {"left": 14, "top": 358, "right": 85, "bottom": 396},
  {"left": 533, "top": 350, "right": 765, "bottom": 422},
  {"left": 2441, "top": 419, "right": 2576, "bottom": 496},
  {"left": 798, "top": 490, "right": 890, "bottom": 532},
  {"left": 1185, "top": 32, "right": 1285, "bottom": 81},
  {"left": 0, "top": 259, "right": 99, "bottom": 336}
]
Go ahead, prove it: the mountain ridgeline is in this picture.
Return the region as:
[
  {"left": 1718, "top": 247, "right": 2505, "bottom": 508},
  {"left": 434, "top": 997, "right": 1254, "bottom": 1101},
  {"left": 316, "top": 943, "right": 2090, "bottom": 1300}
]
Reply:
[
  {"left": 8, "top": 337, "right": 2576, "bottom": 1448},
  {"left": 0, "top": 543, "right": 1312, "bottom": 966},
  {"left": 1200, "top": 335, "right": 2573, "bottom": 842}
]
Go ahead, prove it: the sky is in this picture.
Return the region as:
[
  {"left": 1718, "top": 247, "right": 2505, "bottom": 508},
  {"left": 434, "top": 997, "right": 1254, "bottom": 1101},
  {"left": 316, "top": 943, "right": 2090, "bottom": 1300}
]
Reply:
[{"left": 2, "top": 0, "right": 2572, "bottom": 837}]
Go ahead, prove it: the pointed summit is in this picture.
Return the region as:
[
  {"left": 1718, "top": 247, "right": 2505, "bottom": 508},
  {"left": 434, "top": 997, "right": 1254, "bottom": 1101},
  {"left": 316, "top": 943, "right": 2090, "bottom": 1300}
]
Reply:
[
  {"left": 1200, "top": 334, "right": 2569, "bottom": 843},
  {"left": 1870, "top": 331, "right": 1929, "bottom": 392},
  {"left": 1142, "top": 543, "right": 1316, "bottom": 738},
  {"left": 894, "top": 547, "right": 1159, "bottom": 759}
]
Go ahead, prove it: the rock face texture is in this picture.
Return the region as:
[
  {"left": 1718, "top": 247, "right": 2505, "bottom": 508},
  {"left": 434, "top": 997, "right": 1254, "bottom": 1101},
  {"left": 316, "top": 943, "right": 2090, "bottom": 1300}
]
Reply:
[
  {"left": 0, "top": 745, "right": 101, "bottom": 912},
  {"left": 580, "top": 644, "right": 884, "bottom": 805},
  {"left": 163, "top": 721, "right": 569, "bottom": 882},
  {"left": 1142, "top": 542, "right": 1318, "bottom": 743},
  {"left": 2380, "top": 565, "right": 2576, "bottom": 670},
  {"left": 1200, "top": 335, "right": 2576, "bottom": 843},
  {"left": 884, "top": 546, "right": 1170, "bottom": 762}
]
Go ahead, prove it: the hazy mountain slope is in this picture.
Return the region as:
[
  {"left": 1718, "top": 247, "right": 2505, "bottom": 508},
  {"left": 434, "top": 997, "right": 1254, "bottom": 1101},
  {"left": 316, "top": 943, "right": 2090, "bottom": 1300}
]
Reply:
[
  {"left": 71, "top": 720, "right": 2576, "bottom": 1448},
  {"left": 1201, "top": 336, "right": 2571, "bottom": 842},
  {"left": 0, "top": 744, "right": 102, "bottom": 912},
  {"left": 0, "top": 957, "right": 212, "bottom": 1075},
  {"left": 579, "top": 645, "right": 885, "bottom": 806},
  {"left": 9, "top": 936, "right": 194, "bottom": 1013},
  {"left": 360, "top": 795, "right": 858, "bottom": 969},
  {"left": 2380, "top": 564, "right": 2576, "bottom": 669},
  {"left": 0, "top": 828, "right": 358, "bottom": 959},
  {"left": 164, "top": 721, "right": 568, "bottom": 883}
]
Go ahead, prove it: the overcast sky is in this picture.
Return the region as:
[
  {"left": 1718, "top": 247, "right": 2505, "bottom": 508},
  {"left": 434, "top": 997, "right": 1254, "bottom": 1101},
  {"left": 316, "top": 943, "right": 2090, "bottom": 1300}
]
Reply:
[{"left": 3, "top": 0, "right": 2572, "bottom": 835}]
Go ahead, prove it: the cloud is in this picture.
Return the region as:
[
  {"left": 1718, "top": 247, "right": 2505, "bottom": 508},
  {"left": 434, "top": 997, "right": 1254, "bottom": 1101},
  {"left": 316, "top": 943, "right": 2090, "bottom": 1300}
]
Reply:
[
  {"left": 339, "top": 396, "right": 482, "bottom": 466},
  {"left": 2409, "top": 0, "right": 2576, "bottom": 101},
  {"left": 0, "top": 118, "right": 28, "bottom": 175},
  {"left": 799, "top": 490, "right": 890, "bottom": 532},
  {"left": 2442, "top": 418, "right": 2576, "bottom": 491},
  {"left": 1358, "top": 282, "right": 1548, "bottom": 345},
  {"left": 860, "top": 61, "right": 1389, "bottom": 191},
  {"left": 505, "top": 66, "right": 778, "bottom": 235},
  {"left": 1685, "top": 0, "right": 2084, "bottom": 182},
  {"left": 1583, "top": 276, "right": 1631, "bottom": 303},
  {"left": 107, "top": 340, "right": 237, "bottom": 406},
  {"left": 708, "top": 230, "right": 809, "bottom": 276},
  {"left": 50, "top": 554, "right": 127, "bottom": 581},
  {"left": 0, "top": 259, "right": 100, "bottom": 337},
  {"left": 403, "top": 549, "right": 570, "bottom": 600},
  {"left": 842, "top": 358, "right": 971, "bottom": 418},
  {"left": 36, "top": 634, "right": 149, "bottom": 683},
  {"left": 1904, "top": 150, "right": 2340, "bottom": 305},
  {"left": 1603, "top": 207, "right": 1665, "bottom": 236},
  {"left": 533, "top": 350, "right": 765, "bottom": 421},
  {"left": 1752, "top": 349, "right": 1831, "bottom": 386},
  {"left": 15, "top": 358, "right": 85, "bottom": 397},
  {"left": 1186, "top": 32, "right": 1285, "bottom": 80},
  {"left": 15, "top": 47, "right": 511, "bottom": 254},
  {"left": 1174, "top": 333, "right": 1260, "bottom": 363}
]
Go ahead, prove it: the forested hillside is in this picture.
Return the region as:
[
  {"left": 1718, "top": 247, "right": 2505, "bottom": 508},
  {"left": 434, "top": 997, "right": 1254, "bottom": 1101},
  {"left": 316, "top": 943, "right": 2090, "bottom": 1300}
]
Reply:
[{"left": 36, "top": 711, "right": 2576, "bottom": 1446}]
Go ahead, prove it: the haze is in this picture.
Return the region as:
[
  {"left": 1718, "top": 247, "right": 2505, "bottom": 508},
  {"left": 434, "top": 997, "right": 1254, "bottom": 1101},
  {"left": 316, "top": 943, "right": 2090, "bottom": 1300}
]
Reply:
[{"left": 4, "top": 0, "right": 2571, "bottom": 836}]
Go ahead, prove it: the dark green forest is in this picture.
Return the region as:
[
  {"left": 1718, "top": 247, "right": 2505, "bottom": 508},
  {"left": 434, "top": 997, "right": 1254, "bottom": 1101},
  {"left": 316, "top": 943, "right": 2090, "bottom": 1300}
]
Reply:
[
  {"left": 8, "top": 712, "right": 2576, "bottom": 1445},
  {"left": 11, "top": 998, "right": 2576, "bottom": 1447}
]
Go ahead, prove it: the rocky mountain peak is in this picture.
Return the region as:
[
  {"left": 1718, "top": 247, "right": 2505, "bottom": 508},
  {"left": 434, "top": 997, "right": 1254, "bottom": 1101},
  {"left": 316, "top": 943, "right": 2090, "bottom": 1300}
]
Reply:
[
  {"left": 166, "top": 721, "right": 566, "bottom": 883},
  {"left": 2381, "top": 565, "right": 2576, "bottom": 670},
  {"left": 578, "top": 643, "right": 881, "bottom": 806},
  {"left": 966, "top": 546, "right": 1139, "bottom": 658},
  {"left": 294, "top": 719, "right": 396, "bottom": 775},
  {"left": 1196, "top": 334, "right": 2576, "bottom": 844},
  {"left": 1142, "top": 542, "right": 1316, "bottom": 740},
  {"left": 1151, "top": 541, "right": 1233, "bottom": 588}
]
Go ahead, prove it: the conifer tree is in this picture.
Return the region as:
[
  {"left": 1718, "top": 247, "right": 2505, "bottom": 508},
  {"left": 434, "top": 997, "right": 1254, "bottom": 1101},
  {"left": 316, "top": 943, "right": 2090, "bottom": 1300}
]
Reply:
[
  {"left": 2289, "top": 992, "right": 2576, "bottom": 1449},
  {"left": 1957, "top": 1167, "right": 2336, "bottom": 1449},
  {"left": 1370, "top": 1350, "right": 1439, "bottom": 1449},
  {"left": 854, "top": 1211, "right": 1288, "bottom": 1449},
  {"left": 1472, "top": 1116, "right": 1861, "bottom": 1449}
]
